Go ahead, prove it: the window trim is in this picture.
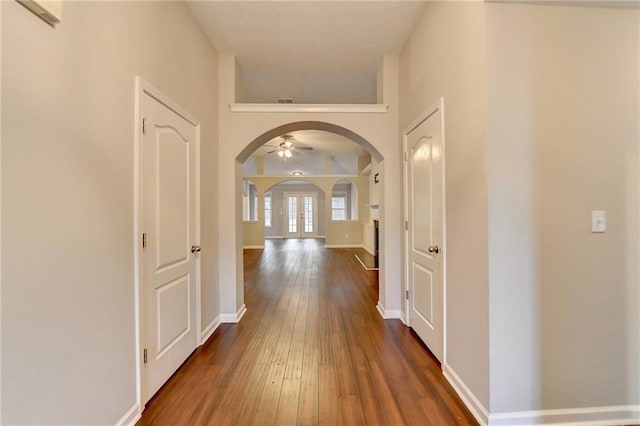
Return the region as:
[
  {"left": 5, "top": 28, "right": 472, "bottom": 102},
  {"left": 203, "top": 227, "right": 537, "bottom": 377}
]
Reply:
[{"left": 331, "top": 191, "right": 348, "bottom": 221}]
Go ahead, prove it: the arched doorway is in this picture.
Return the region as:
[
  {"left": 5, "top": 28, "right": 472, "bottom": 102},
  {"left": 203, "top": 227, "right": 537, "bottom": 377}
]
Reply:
[
  {"left": 238, "top": 122, "right": 383, "bottom": 283},
  {"left": 219, "top": 115, "right": 401, "bottom": 325}
]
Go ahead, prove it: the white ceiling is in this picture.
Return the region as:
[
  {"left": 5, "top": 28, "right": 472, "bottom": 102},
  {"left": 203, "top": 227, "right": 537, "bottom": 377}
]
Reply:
[
  {"left": 256, "top": 130, "right": 367, "bottom": 157},
  {"left": 187, "top": 1, "right": 426, "bottom": 103},
  {"left": 243, "top": 130, "right": 369, "bottom": 176}
]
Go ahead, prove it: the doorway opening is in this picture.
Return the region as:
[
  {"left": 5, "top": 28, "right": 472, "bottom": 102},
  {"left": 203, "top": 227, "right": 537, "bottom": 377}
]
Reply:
[{"left": 236, "top": 120, "right": 385, "bottom": 316}]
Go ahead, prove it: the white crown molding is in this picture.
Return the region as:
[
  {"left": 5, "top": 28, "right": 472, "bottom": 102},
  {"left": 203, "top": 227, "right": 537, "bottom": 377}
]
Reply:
[{"left": 229, "top": 103, "right": 389, "bottom": 113}]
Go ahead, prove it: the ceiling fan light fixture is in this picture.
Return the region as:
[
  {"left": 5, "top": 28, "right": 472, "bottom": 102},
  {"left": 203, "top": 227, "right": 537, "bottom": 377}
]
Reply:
[
  {"left": 292, "top": 171, "right": 303, "bottom": 176},
  {"left": 277, "top": 150, "right": 285, "bottom": 158},
  {"left": 284, "top": 149, "right": 293, "bottom": 158}
]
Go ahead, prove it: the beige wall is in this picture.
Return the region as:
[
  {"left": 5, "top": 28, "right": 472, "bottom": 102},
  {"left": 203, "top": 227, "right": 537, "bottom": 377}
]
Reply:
[
  {"left": 399, "top": 1, "right": 490, "bottom": 409},
  {"left": 241, "top": 176, "right": 368, "bottom": 247},
  {"left": 1, "top": 2, "right": 219, "bottom": 424},
  {"left": 486, "top": 3, "right": 640, "bottom": 413}
]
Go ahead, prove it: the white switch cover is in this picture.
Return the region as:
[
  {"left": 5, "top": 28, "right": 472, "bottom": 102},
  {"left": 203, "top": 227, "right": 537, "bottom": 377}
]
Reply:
[{"left": 591, "top": 210, "right": 606, "bottom": 233}]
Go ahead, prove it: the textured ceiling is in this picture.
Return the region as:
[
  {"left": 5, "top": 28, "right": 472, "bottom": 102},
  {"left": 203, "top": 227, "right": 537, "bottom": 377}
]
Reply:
[{"left": 187, "top": 1, "right": 426, "bottom": 103}]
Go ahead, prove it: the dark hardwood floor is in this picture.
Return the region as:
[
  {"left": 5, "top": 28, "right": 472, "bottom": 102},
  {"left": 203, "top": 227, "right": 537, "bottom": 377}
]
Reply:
[{"left": 137, "top": 239, "right": 477, "bottom": 425}]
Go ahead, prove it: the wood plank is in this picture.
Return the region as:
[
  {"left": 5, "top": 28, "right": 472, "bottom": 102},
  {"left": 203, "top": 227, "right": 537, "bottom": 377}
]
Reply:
[{"left": 137, "top": 240, "right": 477, "bottom": 426}]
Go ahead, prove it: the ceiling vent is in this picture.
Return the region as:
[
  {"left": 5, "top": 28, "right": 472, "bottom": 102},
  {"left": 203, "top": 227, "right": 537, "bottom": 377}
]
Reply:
[{"left": 276, "top": 98, "right": 295, "bottom": 104}]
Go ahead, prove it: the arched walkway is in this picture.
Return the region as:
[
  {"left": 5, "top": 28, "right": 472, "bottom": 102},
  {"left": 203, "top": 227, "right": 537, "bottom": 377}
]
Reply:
[{"left": 236, "top": 121, "right": 384, "bottom": 163}]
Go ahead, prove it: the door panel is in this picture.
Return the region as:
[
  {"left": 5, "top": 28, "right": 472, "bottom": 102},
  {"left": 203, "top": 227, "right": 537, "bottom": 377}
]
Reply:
[
  {"left": 142, "top": 92, "right": 198, "bottom": 403},
  {"left": 411, "top": 141, "right": 432, "bottom": 256},
  {"left": 157, "top": 128, "right": 189, "bottom": 270},
  {"left": 156, "top": 275, "right": 190, "bottom": 355},
  {"left": 412, "top": 263, "right": 433, "bottom": 326},
  {"left": 407, "top": 105, "right": 444, "bottom": 361}
]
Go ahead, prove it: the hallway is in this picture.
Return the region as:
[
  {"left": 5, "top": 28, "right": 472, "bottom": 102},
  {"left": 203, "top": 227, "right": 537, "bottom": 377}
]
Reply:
[{"left": 137, "top": 239, "right": 476, "bottom": 425}]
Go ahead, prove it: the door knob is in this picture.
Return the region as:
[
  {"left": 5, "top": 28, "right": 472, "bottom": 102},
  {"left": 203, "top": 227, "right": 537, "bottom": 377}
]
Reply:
[
  {"left": 191, "top": 245, "right": 201, "bottom": 253},
  {"left": 427, "top": 245, "right": 439, "bottom": 254}
]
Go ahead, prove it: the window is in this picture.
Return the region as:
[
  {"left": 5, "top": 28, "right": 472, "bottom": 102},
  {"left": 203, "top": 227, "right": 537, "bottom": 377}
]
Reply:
[
  {"left": 331, "top": 180, "right": 357, "bottom": 220},
  {"left": 242, "top": 180, "right": 258, "bottom": 222},
  {"left": 332, "top": 193, "right": 347, "bottom": 220},
  {"left": 264, "top": 193, "right": 272, "bottom": 227}
]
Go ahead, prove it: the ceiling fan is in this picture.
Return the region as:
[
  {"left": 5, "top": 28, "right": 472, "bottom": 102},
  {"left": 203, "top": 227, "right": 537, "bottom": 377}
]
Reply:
[{"left": 266, "top": 135, "right": 313, "bottom": 159}]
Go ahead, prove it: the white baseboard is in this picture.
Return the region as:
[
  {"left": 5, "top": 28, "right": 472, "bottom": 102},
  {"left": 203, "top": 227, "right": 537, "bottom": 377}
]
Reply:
[
  {"left": 488, "top": 405, "right": 640, "bottom": 426},
  {"left": 220, "top": 304, "right": 247, "bottom": 323},
  {"left": 400, "top": 310, "right": 408, "bottom": 325},
  {"left": 243, "top": 245, "right": 264, "bottom": 249},
  {"left": 442, "top": 363, "right": 489, "bottom": 426},
  {"left": 264, "top": 236, "right": 284, "bottom": 239},
  {"left": 236, "top": 304, "right": 247, "bottom": 322},
  {"left": 364, "top": 245, "right": 375, "bottom": 255},
  {"left": 325, "top": 244, "right": 364, "bottom": 249},
  {"left": 443, "top": 363, "right": 640, "bottom": 426},
  {"left": 115, "top": 403, "right": 140, "bottom": 426},
  {"left": 200, "top": 315, "right": 221, "bottom": 345},
  {"left": 375, "top": 302, "right": 402, "bottom": 320}
]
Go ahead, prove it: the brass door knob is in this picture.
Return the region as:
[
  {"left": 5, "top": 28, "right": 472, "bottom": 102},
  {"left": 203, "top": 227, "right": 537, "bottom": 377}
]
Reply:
[
  {"left": 191, "top": 245, "right": 201, "bottom": 253},
  {"left": 427, "top": 245, "right": 439, "bottom": 254}
]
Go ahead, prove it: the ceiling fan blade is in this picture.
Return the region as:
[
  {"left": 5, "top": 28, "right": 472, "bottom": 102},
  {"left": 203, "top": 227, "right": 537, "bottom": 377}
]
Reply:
[
  {"left": 266, "top": 149, "right": 279, "bottom": 154},
  {"left": 296, "top": 147, "right": 314, "bottom": 150}
]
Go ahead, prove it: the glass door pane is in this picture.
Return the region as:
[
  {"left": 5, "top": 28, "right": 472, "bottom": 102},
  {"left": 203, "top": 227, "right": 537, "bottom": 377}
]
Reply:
[
  {"left": 287, "top": 196, "right": 297, "bottom": 233},
  {"left": 303, "top": 196, "right": 314, "bottom": 233}
]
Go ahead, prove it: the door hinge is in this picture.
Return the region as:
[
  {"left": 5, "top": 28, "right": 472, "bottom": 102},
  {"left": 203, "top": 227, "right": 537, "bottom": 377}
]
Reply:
[
  {"left": 143, "top": 348, "right": 148, "bottom": 364},
  {"left": 142, "top": 233, "right": 147, "bottom": 248},
  {"left": 142, "top": 118, "right": 148, "bottom": 135},
  {"left": 406, "top": 290, "right": 410, "bottom": 300},
  {"left": 405, "top": 221, "right": 409, "bottom": 231}
]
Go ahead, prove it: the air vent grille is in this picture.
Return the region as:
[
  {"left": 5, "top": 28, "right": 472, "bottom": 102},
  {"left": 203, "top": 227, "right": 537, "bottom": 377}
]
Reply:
[{"left": 276, "top": 98, "right": 295, "bottom": 104}]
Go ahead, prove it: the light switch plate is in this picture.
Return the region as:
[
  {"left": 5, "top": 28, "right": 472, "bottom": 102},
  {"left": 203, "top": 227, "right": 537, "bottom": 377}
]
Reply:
[{"left": 591, "top": 210, "right": 606, "bottom": 233}]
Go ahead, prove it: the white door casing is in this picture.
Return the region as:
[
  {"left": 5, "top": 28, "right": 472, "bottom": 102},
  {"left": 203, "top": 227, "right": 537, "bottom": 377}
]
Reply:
[
  {"left": 136, "top": 78, "right": 201, "bottom": 406},
  {"left": 284, "top": 192, "right": 318, "bottom": 238},
  {"left": 404, "top": 100, "right": 445, "bottom": 362}
]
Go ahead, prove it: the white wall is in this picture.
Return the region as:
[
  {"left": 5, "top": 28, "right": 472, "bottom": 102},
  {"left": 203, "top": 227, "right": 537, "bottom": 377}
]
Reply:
[
  {"left": 486, "top": 2, "right": 640, "bottom": 414},
  {"left": 399, "top": 1, "right": 490, "bottom": 409},
  {"left": 1, "top": 2, "right": 219, "bottom": 424}
]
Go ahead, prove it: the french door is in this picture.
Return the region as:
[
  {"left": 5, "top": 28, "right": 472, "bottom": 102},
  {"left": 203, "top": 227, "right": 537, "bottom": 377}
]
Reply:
[{"left": 284, "top": 193, "right": 317, "bottom": 238}]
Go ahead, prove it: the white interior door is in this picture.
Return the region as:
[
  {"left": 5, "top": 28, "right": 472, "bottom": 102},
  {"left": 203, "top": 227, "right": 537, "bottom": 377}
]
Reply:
[
  {"left": 406, "top": 105, "right": 444, "bottom": 361},
  {"left": 141, "top": 91, "right": 198, "bottom": 403},
  {"left": 284, "top": 193, "right": 317, "bottom": 238}
]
